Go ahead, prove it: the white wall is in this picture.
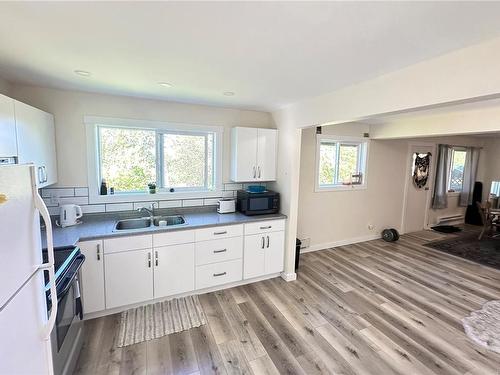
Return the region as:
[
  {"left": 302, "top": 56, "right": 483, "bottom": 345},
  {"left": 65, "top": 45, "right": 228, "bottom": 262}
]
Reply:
[
  {"left": 481, "top": 137, "right": 500, "bottom": 198},
  {"left": 0, "top": 76, "right": 10, "bottom": 96},
  {"left": 9, "top": 84, "right": 274, "bottom": 187},
  {"left": 298, "top": 126, "right": 487, "bottom": 250}
]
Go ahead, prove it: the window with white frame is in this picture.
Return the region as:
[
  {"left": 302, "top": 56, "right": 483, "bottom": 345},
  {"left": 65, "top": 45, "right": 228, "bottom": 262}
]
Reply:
[
  {"left": 89, "top": 119, "right": 221, "bottom": 196},
  {"left": 316, "top": 136, "right": 368, "bottom": 191},
  {"left": 447, "top": 147, "right": 467, "bottom": 192}
]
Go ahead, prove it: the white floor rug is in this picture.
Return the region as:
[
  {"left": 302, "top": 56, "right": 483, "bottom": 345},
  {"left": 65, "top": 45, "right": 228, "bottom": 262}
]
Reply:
[
  {"left": 116, "top": 295, "right": 207, "bottom": 347},
  {"left": 462, "top": 300, "right": 500, "bottom": 354}
]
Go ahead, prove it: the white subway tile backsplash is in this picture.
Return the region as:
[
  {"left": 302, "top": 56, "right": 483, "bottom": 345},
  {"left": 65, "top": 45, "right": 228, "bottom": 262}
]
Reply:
[
  {"left": 42, "top": 198, "right": 59, "bottom": 207},
  {"left": 74, "top": 187, "right": 89, "bottom": 197},
  {"left": 203, "top": 198, "right": 221, "bottom": 206},
  {"left": 224, "top": 183, "right": 242, "bottom": 191},
  {"left": 221, "top": 191, "right": 234, "bottom": 198},
  {"left": 58, "top": 196, "right": 89, "bottom": 206},
  {"left": 41, "top": 188, "right": 75, "bottom": 198},
  {"left": 182, "top": 199, "right": 204, "bottom": 207},
  {"left": 133, "top": 201, "right": 158, "bottom": 210},
  {"left": 81, "top": 204, "right": 106, "bottom": 214},
  {"left": 106, "top": 203, "right": 134, "bottom": 212},
  {"left": 159, "top": 200, "right": 182, "bottom": 208}
]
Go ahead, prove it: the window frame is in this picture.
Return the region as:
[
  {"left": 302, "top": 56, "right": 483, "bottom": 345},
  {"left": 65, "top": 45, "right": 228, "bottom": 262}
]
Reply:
[
  {"left": 315, "top": 135, "right": 369, "bottom": 192},
  {"left": 85, "top": 116, "right": 223, "bottom": 204},
  {"left": 447, "top": 147, "right": 467, "bottom": 194}
]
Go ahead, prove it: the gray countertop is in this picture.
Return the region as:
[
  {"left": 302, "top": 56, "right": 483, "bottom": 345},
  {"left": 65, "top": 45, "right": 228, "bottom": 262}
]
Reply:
[{"left": 43, "top": 207, "right": 286, "bottom": 249}]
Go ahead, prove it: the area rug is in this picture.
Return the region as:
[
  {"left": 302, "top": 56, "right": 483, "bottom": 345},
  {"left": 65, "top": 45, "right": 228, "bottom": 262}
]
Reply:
[
  {"left": 116, "top": 295, "right": 206, "bottom": 347},
  {"left": 423, "top": 232, "right": 500, "bottom": 270},
  {"left": 462, "top": 300, "right": 500, "bottom": 354}
]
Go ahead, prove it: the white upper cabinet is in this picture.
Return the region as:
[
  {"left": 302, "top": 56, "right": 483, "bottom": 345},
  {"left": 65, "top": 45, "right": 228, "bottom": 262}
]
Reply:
[
  {"left": 14, "top": 100, "right": 57, "bottom": 187},
  {"left": 231, "top": 127, "right": 277, "bottom": 182},
  {"left": 0, "top": 94, "right": 17, "bottom": 159}
]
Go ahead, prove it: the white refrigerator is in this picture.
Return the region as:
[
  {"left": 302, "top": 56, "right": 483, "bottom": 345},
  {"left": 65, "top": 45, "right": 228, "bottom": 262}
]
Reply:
[{"left": 0, "top": 165, "right": 57, "bottom": 375}]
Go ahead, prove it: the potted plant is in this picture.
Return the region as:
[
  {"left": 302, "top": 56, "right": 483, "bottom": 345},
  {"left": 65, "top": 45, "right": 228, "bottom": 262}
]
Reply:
[{"left": 148, "top": 182, "right": 157, "bottom": 194}]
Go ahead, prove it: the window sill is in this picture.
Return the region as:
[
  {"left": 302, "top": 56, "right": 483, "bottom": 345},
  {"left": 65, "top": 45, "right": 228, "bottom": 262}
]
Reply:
[
  {"left": 89, "top": 189, "right": 222, "bottom": 204},
  {"left": 447, "top": 191, "right": 461, "bottom": 197},
  {"left": 315, "top": 184, "right": 367, "bottom": 192}
]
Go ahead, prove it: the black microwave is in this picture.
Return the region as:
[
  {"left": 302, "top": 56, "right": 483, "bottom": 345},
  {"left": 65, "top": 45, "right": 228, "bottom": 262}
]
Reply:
[{"left": 236, "top": 190, "right": 280, "bottom": 215}]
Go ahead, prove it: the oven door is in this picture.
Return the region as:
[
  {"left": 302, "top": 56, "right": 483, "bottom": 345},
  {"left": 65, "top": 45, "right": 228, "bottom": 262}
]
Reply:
[{"left": 50, "top": 258, "right": 85, "bottom": 375}]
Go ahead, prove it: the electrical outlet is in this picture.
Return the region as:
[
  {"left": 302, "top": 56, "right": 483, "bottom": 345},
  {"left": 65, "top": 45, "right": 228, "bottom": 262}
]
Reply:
[{"left": 300, "top": 237, "right": 310, "bottom": 248}]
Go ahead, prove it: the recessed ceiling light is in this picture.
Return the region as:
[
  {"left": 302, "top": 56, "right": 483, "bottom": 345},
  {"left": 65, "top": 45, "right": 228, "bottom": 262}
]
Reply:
[
  {"left": 158, "top": 82, "right": 173, "bottom": 88},
  {"left": 74, "top": 70, "right": 91, "bottom": 77},
  {"left": 223, "top": 91, "right": 235, "bottom": 96}
]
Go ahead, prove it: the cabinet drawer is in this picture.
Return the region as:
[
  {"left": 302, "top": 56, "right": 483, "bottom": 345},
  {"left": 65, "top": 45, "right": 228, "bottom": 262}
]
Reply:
[
  {"left": 244, "top": 219, "right": 285, "bottom": 235},
  {"left": 153, "top": 229, "right": 195, "bottom": 247},
  {"left": 195, "top": 224, "right": 243, "bottom": 241},
  {"left": 195, "top": 237, "right": 243, "bottom": 266},
  {"left": 196, "top": 259, "right": 243, "bottom": 290},
  {"left": 103, "top": 234, "right": 152, "bottom": 254}
]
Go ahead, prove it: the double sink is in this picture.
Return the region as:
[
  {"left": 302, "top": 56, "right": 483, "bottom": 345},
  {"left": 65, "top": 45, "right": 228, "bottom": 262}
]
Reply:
[{"left": 114, "top": 215, "right": 186, "bottom": 232}]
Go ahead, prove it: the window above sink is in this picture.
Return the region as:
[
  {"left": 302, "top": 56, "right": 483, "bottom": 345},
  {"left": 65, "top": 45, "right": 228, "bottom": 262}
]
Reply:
[{"left": 84, "top": 116, "right": 223, "bottom": 204}]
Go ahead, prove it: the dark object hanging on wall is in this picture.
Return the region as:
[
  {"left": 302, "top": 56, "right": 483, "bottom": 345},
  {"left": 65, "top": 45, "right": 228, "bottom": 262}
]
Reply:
[
  {"left": 412, "top": 152, "right": 431, "bottom": 188},
  {"left": 465, "top": 181, "right": 483, "bottom": 226},
  {"left": 382, "top": 228, "right": 399, "bottom": 242}
]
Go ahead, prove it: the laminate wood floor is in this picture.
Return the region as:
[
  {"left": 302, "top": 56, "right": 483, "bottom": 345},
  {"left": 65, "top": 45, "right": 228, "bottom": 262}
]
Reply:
[{"left": 74, "top": 230, "right": 500, "bottom": 375}]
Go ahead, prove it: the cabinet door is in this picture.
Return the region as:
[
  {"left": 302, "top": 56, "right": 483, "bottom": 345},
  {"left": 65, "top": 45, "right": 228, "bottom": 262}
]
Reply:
[
  {"left": 256, "top": 128, "right": 277, "bottom": 181},
  {"left": 78, "top": 240, "right": 105, "bottom": 314},
  {"left": 0, "top": 94, "right": 17, "bottom": 157},
  {"left": 231, "top": 127, "right": 258, "bottom": 182},
  {"left": 105, "top": 249, "right": 153, "bottom": 309},
  {"left": 14, "top": 100, "right": 57, "bottom": 187},
  {"left": 264, "top": 231, "right": 285, "bottom": 274},
  {"left": 154, "top": 243, "right": 195, "bottom": 299},
  {"left": 243, "top": 233, "right": 266, "bottom": 279}
]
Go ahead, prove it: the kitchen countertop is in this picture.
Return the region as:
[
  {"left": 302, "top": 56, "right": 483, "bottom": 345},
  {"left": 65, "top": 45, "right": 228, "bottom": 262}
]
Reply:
[{"left": 42, "top": 207, "right": 287, "bottom": 249}]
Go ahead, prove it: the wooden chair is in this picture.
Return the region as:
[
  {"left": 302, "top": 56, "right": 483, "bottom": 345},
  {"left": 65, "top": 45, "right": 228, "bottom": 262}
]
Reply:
[{"left": 477, "top": 201, "right": 500, "bottom": 240}]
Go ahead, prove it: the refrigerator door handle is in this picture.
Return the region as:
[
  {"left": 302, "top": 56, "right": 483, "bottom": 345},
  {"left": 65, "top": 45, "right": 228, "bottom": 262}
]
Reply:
[{"left": 33, "top": 179, "right": 58, "bottom": 341}]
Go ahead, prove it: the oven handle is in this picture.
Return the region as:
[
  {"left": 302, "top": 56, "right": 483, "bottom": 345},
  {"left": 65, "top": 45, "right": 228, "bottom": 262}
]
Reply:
[
  {"left": 57, "top": 255, "right": 86, "bottom": 300},
  {"left": 33, "top": 179, "right": 58, "bottom": 341}
]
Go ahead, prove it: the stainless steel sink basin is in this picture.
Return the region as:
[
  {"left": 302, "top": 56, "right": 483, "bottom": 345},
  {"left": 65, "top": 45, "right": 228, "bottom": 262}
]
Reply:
[
  {"left": 153, "top": 215, "right": 186, "bottom": 227},
  {"left": 114, "top": 218, "right": 152, "bottom": 231}
]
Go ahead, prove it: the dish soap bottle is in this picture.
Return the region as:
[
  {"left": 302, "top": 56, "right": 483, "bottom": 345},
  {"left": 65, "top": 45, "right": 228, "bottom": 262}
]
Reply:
[{"left": 100, "top": 178, "right": 108, "bottom": 195}]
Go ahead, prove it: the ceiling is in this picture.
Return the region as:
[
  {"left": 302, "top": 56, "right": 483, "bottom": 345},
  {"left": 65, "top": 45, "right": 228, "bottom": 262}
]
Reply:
[{"left": 1, "top": 2, "right": 500, "bottom": 111}]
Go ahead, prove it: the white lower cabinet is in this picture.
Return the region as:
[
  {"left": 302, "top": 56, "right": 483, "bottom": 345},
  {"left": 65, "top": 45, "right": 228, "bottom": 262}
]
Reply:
[
  {"left": 78, "top": 220, "right": 285, "bottom": 316},
  {"left": 78, "top": 240, "right": 105, "bottom": 314},
  {"left": 244, "top": 227, "right": 285, "bottom": 279},
  {"left": 105, "top": 248, "right": 153, "bottom": 309},
  {"left": 154, "top": 243, "right": 195, "bottom": 299}
]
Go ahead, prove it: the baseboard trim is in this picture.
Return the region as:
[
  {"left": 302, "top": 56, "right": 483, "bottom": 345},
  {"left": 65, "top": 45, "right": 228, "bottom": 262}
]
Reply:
[
  {"left": 280, "top": 272, "right": 297, "bottom": 282},
  {"left": 301, "top": 234, "right": 381, "bottom": 253}
]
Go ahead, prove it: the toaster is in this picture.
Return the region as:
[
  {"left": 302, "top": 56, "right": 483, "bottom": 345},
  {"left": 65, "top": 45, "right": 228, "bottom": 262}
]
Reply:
[{"left": 217, "top": 198, "right": 236, "bottom": 214}]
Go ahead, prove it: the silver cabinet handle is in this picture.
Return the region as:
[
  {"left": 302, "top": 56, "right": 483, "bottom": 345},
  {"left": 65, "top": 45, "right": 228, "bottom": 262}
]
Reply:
[
  {"left": 42, "top": 166, "right": 47, "bottom": 183},
  {"left": 267, "top": 235, "right": 270, "bottom": 248},
  {"left": 261, "top": 236, "right": 265, "bottom": 249},
  {"left": 38, "top": 167, "right": 44, "bottom": 184},
  {"left": 213, "top": 272, "right": 227, "bottom": 277},
  {"left": 213, "top": 248, "right": 227, "bottom": 254},
  {"left": 258, "top": 166, "right": 261, "bottom": 178},
  {"left": 97, "top": 243, "right": 101, "bottom": 261},
  {"left": 214, "top": 230, "right": 227, "bottom": 235},
  {"left": 148, "top": 252, "right": 152, "bottom": 268},
  {"left": 260, "top": 225, "right": 272, "bottom": 230},
  {"left": 155, "top": 251, "right": 158, "bottom": 266},
  {"left": 253, "top": 166, "right": 256, "bottom": 178}
]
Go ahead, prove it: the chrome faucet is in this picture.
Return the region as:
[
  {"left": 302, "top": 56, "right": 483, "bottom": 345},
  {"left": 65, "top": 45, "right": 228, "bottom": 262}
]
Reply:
[{"left": 137, "top": 203, "right": 156, "bottom": 220}]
